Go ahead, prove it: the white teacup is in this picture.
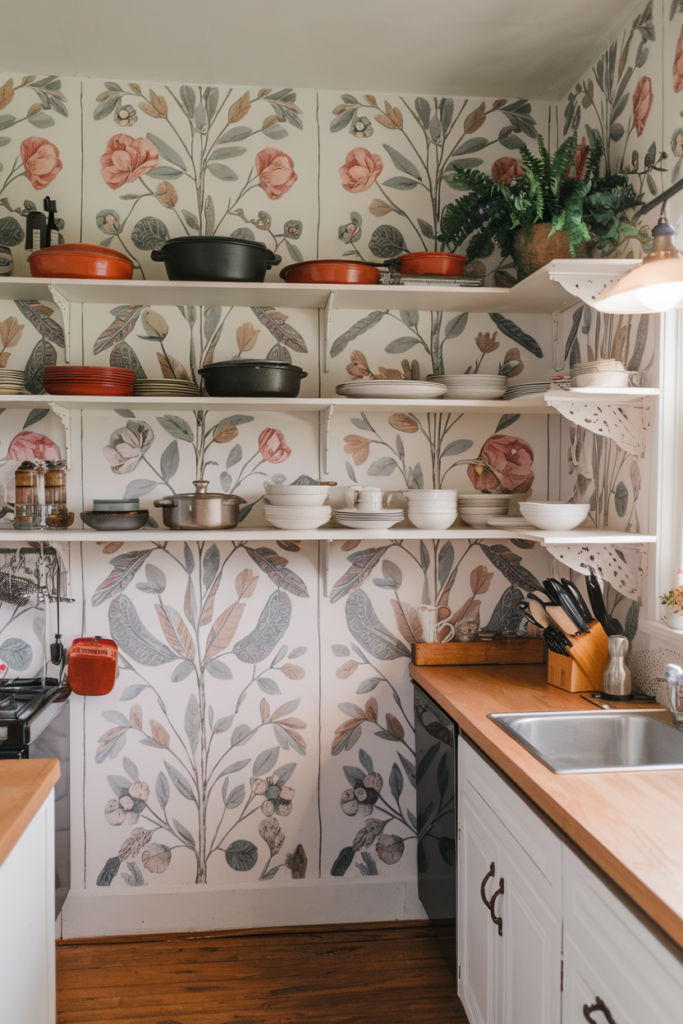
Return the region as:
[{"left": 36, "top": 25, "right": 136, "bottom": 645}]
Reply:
[{"left": 417, "top": 604, "right": 455, "bottom": 643}]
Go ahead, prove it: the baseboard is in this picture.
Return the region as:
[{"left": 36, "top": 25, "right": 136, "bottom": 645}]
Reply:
[
  {"left": 57, "top": 917, "right": 432, "bottom": 945},
  {"left": 60, "top": 876, "right": 426, "bottom": 940}
]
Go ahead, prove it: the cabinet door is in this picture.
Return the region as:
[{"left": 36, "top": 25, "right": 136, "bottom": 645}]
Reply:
[
  {"left": 499, "top": 839, "right": 562, "bottom": 1024},
  {"left": 563, "top": 846, "right": 683, "bottom": 1024},
  {"left": 458, "top": 788, "right": 502, "bottom": 1024}
]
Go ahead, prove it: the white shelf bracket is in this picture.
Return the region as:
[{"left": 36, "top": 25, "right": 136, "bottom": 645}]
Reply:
[
  {"left": 548, "top": 261, "right": 639, "bottom": 310},
  {"left": 48, "top": 402, "right": 72, "bottom": 469},
  {"left": 545, "top": 542, "right": 644, "bottom": 598},
  {"left": 544, "top": 396, "right": 650, "bottom": 458},
  {"left": 47, "top": 285, "right": 71, "bottom": 363},
  {"left": 322, "top": 291, "right": 335, "bottom": 374},
  {"left": 319, "top": 404, "right": 335, "bottom": 477},
  {"left": 321, "top": 540, "right": 331, "bottom": 597},
  {"left": 552, "top": 312, "right": 562, "bottom": 372}
]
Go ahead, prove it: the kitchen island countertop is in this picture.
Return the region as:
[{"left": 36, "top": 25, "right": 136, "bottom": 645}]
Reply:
[
  {"left": 0, "top": 758, "right": 60, "bottom": 869},
  {"left": 411, "top": 662, "right": 683, "bottom": 949}
]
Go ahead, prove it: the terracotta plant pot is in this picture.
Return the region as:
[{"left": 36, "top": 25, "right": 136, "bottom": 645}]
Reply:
[{"left": 511, "top": 224, "right": 588, "bottom": 280}]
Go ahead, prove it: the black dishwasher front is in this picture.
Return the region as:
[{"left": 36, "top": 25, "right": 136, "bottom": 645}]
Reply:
[{"left": 414, "top": 683, "right": 457, "bottom": 976}]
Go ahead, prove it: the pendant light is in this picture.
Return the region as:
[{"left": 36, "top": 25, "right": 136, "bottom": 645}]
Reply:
[{"left": 594, "top": 178, "right": 683, "bottom": 314}]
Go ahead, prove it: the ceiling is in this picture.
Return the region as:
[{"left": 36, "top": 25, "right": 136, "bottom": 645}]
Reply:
[{"left": 0, "top": 0, "right": 644, "bottom": 99}]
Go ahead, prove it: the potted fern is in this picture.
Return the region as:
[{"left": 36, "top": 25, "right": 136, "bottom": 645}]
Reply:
[{"left": 439, "top": 134, "right": 642, "bottom": 280}]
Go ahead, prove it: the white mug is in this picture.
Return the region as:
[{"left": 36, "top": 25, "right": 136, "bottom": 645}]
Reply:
[
  {"left": 345, "top": 486, "right": 401, "bottom": 511},
  {"left": 417, "top": 604, "right": 455, "bottom": 643}
]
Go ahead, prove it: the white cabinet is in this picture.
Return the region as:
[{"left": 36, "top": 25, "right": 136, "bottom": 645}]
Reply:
[
  {"left": 458, "top": 737, "right": 562, "bottom": 1024},
  {"left": 459, "top": 736, "right": 683, "bottom": 1024},
  {"left": 0, "top": 791, "right": 56, "bottom": 1024},
  {"left": 563, "top": 846, "right": 683, "bottom": 1024}
]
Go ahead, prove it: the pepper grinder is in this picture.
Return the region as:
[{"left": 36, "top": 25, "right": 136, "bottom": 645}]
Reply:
[{"left": 601, "top": 635, "right": 632, "bottom": 698}]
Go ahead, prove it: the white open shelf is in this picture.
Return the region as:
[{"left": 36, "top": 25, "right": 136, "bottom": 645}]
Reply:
[
  {"left": 0, "top": 258, "right": 639, "bottom": 314},
  {"left": 0, "top": 390, "right": 659, "bottom": 415},
  {"left": 0, "top": 525, "right": 655, "bottom": 546}
]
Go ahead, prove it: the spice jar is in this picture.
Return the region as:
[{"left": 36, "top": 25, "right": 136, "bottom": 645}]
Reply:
[
  {"left": 45, "top": 460, "right": 69, "bottom": 528},
  {"left": 13, "top": 462, "right": 39, "bottom": 529},
  {"left": 45, "top": 460, "right": 66, "bottom": 506}
]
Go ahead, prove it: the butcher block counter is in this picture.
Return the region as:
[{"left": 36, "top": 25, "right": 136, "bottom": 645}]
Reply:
[
  {"left": 411, "top": 662, "right": 683, "bottom": 949},
  {"left": 0, "top": 758, "right": 60, "bottom": 1024},
  {"left": 0, "top": 758, "right": 60, "bottom": 868}
]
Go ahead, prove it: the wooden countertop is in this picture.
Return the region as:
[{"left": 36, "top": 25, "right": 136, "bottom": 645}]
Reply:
[
  {"left": 0, "top": 759, "right": 60, "bottom": 869},
  {"left": 411, "top": 662, "right": 683, "bottom": 949}
]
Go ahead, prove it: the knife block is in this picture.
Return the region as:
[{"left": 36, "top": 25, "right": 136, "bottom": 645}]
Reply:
[
  {"left": 546, "top": 619, "right": 610, "bottom": 692},
  {"left": 547, "top": 650, "right": 593, "bottom": 692}
]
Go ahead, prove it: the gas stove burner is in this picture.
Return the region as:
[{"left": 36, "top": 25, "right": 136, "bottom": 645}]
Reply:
[{"left": 0, "top": 692, "right": 18, "bottom": 711}]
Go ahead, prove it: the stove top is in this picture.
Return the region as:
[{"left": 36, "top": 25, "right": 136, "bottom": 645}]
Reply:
[{"left": 0, "top": 678, "right": 68, "bottom": 747}]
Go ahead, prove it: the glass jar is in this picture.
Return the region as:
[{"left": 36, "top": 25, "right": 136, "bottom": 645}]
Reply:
[
  {"left": 45, "top": 460, "right": 69, "bottom": 528},
  {"left": 14, "top": 462, "right": 39, "bottom": 529},
  {"left": 45, "top": 461, "right": 66, "bottom": 506}
]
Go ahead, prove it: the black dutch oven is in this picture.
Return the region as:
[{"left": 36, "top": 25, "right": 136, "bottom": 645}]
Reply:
[
  {"left": 199, "top": 359, "right": 307, "bottom": 398},
  {"left": 151, "top": 236, "right": 281, "bottom": 282}
]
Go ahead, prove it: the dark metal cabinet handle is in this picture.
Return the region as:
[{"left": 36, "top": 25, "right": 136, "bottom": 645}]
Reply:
[
  {"left": 489, "top": 878, "right": 504, "bottom": 935},
  {"left": 583, "top": 997, "right": 618, "bottom": 1023},
  {"left": 480, "top": 862, "right": 495, "bottom": 911}
]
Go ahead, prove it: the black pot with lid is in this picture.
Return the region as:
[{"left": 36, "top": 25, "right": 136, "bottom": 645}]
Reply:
[
  {"left": 199, "top": 359, "right": 308, "bottom": 398},
  {"left": 151, "top": 235, "right": 282, "bottom": 282}
]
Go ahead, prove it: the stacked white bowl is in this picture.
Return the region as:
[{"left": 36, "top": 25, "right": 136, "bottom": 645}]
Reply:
[
  {"left": 427, "top": 373, "right": 507, "bottom": 400},
  {"left": 404, "top": 489, "right": 458, "bottom": 529},
  {"left": 518, "top": 502, "right": 590, "bottom": 531},
  {"left": 263, "top": 484, "right": 332, "bottom": 530},
  {"left": 569, "top": 359, "right": 629, "bottom": 388},
  {"left": 457, "top": 493, "right": 510, "bottom": 528}
]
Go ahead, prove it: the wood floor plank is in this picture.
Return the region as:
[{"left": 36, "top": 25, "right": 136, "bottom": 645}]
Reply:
[{"left": 57, "top": 925, "right": 468, "bottom": 1024}]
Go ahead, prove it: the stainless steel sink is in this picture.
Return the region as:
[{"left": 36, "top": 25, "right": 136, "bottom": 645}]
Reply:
[{"left": 489, "top": 710, "right": 683, "bottom": 773}]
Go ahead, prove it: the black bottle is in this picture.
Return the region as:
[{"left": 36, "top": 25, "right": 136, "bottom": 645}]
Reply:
[
  {"left": 25, "top": 209, "right": 46, "bottom": 253},
  {"left": 44, "top": 196, "right": 59, "bottom": 246}
]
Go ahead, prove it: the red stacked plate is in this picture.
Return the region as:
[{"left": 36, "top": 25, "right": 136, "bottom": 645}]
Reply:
[{"left": 42, "top": 366, "right": 136, "bottom": 396}]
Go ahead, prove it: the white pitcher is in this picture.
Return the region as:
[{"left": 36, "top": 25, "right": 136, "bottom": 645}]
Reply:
[{"left": 417, "top": 604, "right": 455, "bottom": 643}]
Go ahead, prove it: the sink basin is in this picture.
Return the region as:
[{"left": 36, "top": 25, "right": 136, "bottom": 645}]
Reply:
[{"left": 489, "top": 710, "right": 683, "bottom": 773}]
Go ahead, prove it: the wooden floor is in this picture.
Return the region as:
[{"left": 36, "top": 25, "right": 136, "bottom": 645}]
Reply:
[{"left": 56, "top": 923, "right": 469, "bottom": 1024}]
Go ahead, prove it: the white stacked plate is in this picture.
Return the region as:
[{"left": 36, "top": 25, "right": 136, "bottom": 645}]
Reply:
[
  {"left": 0, "top": 370, "right": 25, "bottom": 394},
  {"left": 487, "top": 515, "right": 528, "bottom": 528},
  {"left": 518, "top": 502, "right": 590, "bottom": 531},
  {"left": 264, "top": 503, "right": 333, "bottom": 530},
  {"left": 503, "top": 381, "right": 550, "bottom": 400},
  {"left": 427, "top": 374, "right": 507, "bottom": 400},
  {"left": 133, "top": 378, "right": 199, "bottom": 396},
  {"left": 458, "top": 493, "right": 510, "bottom": 528},
  {"left": 335, "top": 380, "right": 447, "bottom": 399},
  {"left": 334, "top": 508, "right": 405, "bottom": 530}
]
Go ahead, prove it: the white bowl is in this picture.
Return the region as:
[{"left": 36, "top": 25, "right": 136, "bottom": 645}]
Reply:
[
  {"left": 459, "top": 493, "right": 510, "bottom": 502},
  {"left": 407, "top": 498, "right": 458, "bottom": 507},
  {"left": 519, "top": 502, "right": 589, "bottom": 513},
  {"left": 405, "top": 490, "right": 458, "bottom": 500},
  {"left": 459, "top": 513, "right": 497, "bottom": 528},
  {"left": 265, "top": 484, "right": 329, "bottom": 506},
  {"left": 518, "top": 503, "right": 589, "bottom": 530},
  {"left": 408, "top": 511, "right": 458, "bottom": 529},
  {"left": 264, "top": 508, "right": 332, "bottom": 530}
]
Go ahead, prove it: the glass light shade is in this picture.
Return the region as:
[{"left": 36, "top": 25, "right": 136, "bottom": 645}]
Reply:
[
  {"left": 637, "top": 280, "right": 683, "bottom": 312},
  {"left": 594, "top": 254, "right": 683, "bottom": 313}
]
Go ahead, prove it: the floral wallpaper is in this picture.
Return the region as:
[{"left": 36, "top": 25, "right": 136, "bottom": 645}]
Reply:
[{"left": 0, "top": 2, "right": 673, "bottom": 931}]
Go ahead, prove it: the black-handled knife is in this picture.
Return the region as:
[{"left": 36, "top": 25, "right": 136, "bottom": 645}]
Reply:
[{"left": 560, "top": 578, "right": 593, "bottom": 624}]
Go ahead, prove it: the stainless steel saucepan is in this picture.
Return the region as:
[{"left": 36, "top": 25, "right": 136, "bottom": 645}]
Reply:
[{"left": 154, "top": 480, "right": 245, "bottom": 530}]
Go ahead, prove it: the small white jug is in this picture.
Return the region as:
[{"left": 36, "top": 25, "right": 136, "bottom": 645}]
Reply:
[{"left": 417, "top": 604, "right": 455, "bottom": 643}]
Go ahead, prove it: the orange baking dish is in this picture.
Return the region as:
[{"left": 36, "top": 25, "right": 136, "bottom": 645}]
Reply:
[{"left": 29, "top": 243, "right": 134, "bottom": 279}]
